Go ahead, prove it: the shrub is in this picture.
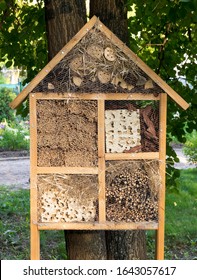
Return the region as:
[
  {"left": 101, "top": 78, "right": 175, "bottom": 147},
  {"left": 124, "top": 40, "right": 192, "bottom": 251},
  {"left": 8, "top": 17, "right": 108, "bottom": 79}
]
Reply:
[
  {"left": 183, "top": 130, "right": 197, "bottom": 164},
  {"left": 0, "top": 87, "right": 16, "bottom": 122},
  {"left": 0, "top": 128, "right": 29, "bottom": 151}
]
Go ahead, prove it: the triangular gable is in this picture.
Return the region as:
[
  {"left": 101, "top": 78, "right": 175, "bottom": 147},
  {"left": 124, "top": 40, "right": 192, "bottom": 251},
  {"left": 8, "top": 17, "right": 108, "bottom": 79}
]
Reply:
[{"left": 10, "top": 16, "right": 189, "bottom": 110}]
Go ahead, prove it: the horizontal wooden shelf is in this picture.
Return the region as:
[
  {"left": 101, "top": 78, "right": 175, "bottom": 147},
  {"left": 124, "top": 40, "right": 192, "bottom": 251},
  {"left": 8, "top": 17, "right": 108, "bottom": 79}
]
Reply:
[
  {"left": 36, "top": 166, "right": 99, "bottom": 174},
  {"left": 38, "top": 221, "right": 158, "bottom": 230},
  {"left": 105, "top": 152, "right": 159, "bottom": 160},
  {"left": 32, "top": 92, "right": 161, "bottom": 101}
]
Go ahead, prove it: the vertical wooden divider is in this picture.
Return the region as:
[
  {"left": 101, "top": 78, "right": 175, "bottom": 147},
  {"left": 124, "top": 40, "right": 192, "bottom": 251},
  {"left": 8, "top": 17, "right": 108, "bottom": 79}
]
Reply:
[
  {"left": 29, "top": 94, "right": 40, "bottom": 260},
  {"left": 98, "top": 100, "right": 106, "bottom": 222},
  {"left": 156, "top": 93, "right": 167, "bottom": 260}
]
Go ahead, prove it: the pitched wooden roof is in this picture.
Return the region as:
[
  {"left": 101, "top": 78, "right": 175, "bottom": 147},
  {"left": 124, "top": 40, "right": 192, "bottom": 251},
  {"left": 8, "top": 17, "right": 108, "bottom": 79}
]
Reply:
[{"left": 10, "top": 16, "right": 189, "bottom": 110}]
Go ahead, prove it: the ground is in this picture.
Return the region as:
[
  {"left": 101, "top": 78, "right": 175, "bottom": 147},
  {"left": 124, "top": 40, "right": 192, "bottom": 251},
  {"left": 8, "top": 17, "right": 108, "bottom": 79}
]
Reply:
[{"left": 0, "top": 150, "right": 30, "bottom": 189}]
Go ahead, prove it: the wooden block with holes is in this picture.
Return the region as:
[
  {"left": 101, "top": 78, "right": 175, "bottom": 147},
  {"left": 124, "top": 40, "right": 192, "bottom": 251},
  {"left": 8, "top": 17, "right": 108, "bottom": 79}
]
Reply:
[{"left": 10, "top": 16, "right": 189, "bottom": 260}]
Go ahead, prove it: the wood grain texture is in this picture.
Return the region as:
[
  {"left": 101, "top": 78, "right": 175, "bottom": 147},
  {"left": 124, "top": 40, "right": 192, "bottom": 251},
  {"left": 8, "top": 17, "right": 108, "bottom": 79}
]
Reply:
[
  {"left": 29, "top": 94, "right": 40, "bottom": 260},
  {"left": 156, "top": 93, "right": 167, "bottom": 260},
  {"left": 38, "top": 221, "right": 158, "bottom": 230}
]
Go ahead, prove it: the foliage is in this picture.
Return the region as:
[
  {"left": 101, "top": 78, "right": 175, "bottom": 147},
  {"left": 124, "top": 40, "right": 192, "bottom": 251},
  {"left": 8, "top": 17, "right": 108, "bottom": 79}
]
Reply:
[
  {"left": 0, "top": 119, "right": 30, "bottom": 151},
  {"left": 0, "top": 128, "right": 29, "bottom": 151},
  {"left": 127, "top": 0, "right": 197, "bottom": 189},
  {"left": 0, "top": 87, "right": 16, "bottom": 122},
  {"left": 0, "top": 0, "right": 47, "bottom": 84},
  {"left": 183, "top": 130, "right": 197, "bottom": 164},
  {"left": 0, "top": 72, "right": 8, "bottom": 83}
]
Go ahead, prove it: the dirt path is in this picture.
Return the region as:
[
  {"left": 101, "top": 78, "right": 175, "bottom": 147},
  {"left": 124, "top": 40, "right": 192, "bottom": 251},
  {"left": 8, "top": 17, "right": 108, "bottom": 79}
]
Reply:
[
  {"left": 0, "top": 157, "right": 30, "bottom": 189},
  {"left": 0, "top": 148, "right": 196, "bottom": 189}
]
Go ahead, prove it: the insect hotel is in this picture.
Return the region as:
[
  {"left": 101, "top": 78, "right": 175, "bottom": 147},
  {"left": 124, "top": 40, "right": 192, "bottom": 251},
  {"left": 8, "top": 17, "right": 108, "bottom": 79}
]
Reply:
[{"left": 10, "top": 16, "right": 189, "bottom": 260}]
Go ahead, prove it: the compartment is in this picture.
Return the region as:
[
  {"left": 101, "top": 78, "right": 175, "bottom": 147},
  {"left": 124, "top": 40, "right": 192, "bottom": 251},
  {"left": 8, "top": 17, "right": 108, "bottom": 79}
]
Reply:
[
  {"left": 105, "top": 160, "right": 160, "bottom": 222},
  {"left": 105, "top": 101, "right": 159, "bottom": 152},
  {"left": 36, "top": 99, "right": 98, "bottom": 167},
  {"left": 37, "top": 174, "right": 98, "bottom": 223}
]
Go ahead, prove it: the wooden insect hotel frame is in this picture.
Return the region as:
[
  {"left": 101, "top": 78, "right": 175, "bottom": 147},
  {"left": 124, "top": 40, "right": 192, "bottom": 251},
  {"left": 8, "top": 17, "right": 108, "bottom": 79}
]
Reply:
[{"left": 10, "top": 16, "right": 189, "bottom": 260}]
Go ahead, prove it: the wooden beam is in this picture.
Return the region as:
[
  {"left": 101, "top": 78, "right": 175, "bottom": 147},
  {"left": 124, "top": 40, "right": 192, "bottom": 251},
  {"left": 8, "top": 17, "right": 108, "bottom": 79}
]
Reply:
[
  {"left": 97, "top": 20, "right": 189, "bottom": 110},
  {"left": 38, "top": 221, "right": 158, "bottom": 231},
  {"left": 9, "top": 16, "right": 98, "bottom": 109},
  {"left": 105, "top": 152, "right": 159, "bottom": 161},
  {"left": 31, "top": 92, "right": 160, "bottom": 101},
  {"left": 29, "top": 94, "right": 40, "bottom": 260},
  {"left": 37, "top": 167, "right": 98, "bottom": 174},
  {"left": 156, "top": 93, "right": 167, "bottom": 260},
  {"left": 98, "top": 100, "right": 106, "bottom": 222}
]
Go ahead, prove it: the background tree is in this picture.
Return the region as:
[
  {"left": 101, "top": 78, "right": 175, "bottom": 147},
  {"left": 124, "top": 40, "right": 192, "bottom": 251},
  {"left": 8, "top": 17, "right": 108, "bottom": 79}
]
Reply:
[
  {"left": 127, "top": 0, "right": 197, "bottom": 188},
  {"left": 0, "top": 0, "right": 196, "bottom": 259}
]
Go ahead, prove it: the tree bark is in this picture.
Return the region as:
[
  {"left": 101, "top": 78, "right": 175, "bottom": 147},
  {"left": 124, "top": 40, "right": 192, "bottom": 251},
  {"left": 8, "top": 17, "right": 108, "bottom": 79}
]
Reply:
[
  {"left": 44, "top": 0, "right": 147, "bottom": 260},
  {"left": 106, "top": 231, "right": 147, "bottom": 260},
  {"left": 66, "top": 231, "right": 107, "bottom": 260},
  {"left": 44, "top": 0, "right": 107, "bottom": 260},
  {"left": 90, "top": 0, "right": 147, "bottom": 260},
  {"left": 44, "top": 0, "right": 87, "bottom": 60},
  {"left": 90, "top": 0, "right": 129, "bottom": 45}
]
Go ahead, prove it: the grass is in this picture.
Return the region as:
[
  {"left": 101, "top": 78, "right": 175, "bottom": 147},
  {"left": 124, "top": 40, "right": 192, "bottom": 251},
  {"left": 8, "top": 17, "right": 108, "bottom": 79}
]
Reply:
[
  {"left": 164, "top": 168, "right": 197, "bottom": 259},
  {"left": 147, "top": 168, "right": 197, "bottom": 260},
  {"left": 0, "top": 168, "right": 197, "bottom": 260},
  {"left": 0, "top": 187, "right": 66, "bottom": 260}
]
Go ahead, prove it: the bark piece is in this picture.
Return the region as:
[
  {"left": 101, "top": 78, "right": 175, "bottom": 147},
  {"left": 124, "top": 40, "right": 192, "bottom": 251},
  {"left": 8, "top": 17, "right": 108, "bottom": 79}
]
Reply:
[{"left": 145, "top": 79, "right": 154, "bottom": 89}]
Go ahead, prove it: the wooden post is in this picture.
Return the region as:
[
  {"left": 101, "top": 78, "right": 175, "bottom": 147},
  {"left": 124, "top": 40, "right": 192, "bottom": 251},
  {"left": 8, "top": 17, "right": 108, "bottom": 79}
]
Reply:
[
  {"left": 156, "top": 93, "right": 167, "bottom": 260},
  {"left": 98, "top": 100, "right": 106, "bottom": 222},
  {"left": 29, "top": 94, "right": 40, "bottom": 260}
]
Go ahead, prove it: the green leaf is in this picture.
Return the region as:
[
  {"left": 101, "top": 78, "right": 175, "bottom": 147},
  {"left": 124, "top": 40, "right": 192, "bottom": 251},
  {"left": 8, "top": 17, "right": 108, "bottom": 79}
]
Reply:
[{"left": 0, "top": 0, "right": 6, "bottom": 10}]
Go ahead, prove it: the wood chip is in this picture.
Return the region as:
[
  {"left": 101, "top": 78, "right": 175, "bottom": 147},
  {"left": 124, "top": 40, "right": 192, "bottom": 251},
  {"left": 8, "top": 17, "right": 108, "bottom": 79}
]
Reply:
[
  {"left": 127, "top": 84, "right": 134, "bottom": 90},
  {"left": 73, "top": 76, "right": 82, "bottom": 87},
  {"left": 97, "top": 70, "right": 111, "bottom": 83},
  {"left": 144, "top": 79, "right": 154, "bottom": 89},
  {"left": 48, "top": 83, "right": 55, "bottom": 90},
  {"left": 104, "top": 47, "right": 116, "bottom": 61},
  {"left": 111, "top": 75, "right": 134, "bottom": 90},
  {"left": 111, "top": 75, "right": 122, "bottom": 86},
  {"left": 136, "top": 75, "right": 147, "bottom": 86},
  {"left": 120, "top": 80, "right": 128, "bottom": 89}
]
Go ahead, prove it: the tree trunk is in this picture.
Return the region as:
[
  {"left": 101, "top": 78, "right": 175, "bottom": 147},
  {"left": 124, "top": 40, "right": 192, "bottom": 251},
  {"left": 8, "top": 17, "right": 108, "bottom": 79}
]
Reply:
[
  {"left": 44, "top": 0, "right": 147, "bottom": 260},
  {"left": 90, "top": 0, "right": 147, "bottom": 260},
  {"left": 106, "top": 231, "right": 147, "bottom": 260},
  {"left": 66, "top": 231, "right": 107, "bottom": 260},
  {"left": 90, "top": 0, "right": 129, "bottom": 45},
  {"left": 44, "top": 0, "right": 87, "bottom": 60},
  {"left": 44, "top": 0, "right": 107, "bottom": 260}
]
